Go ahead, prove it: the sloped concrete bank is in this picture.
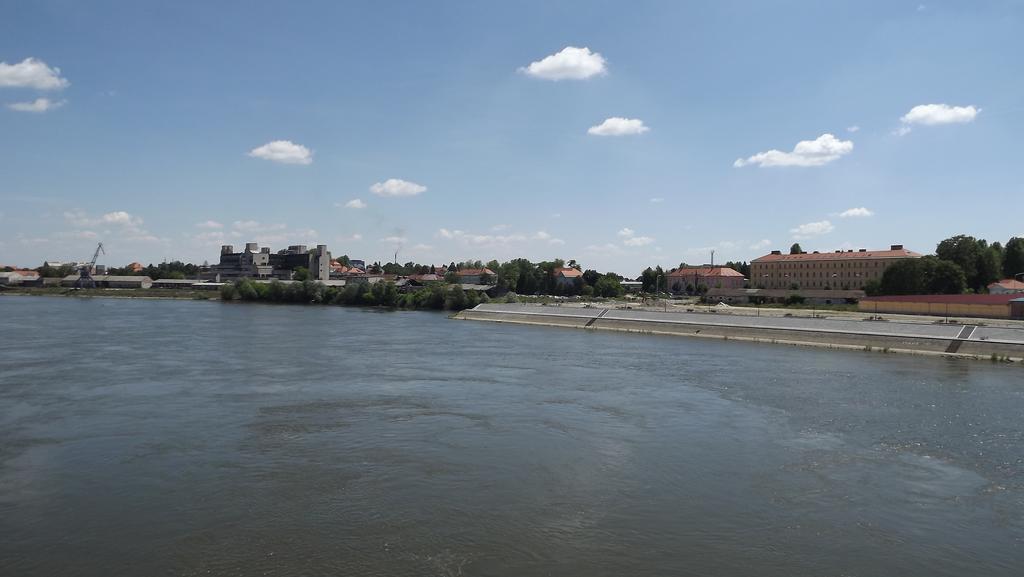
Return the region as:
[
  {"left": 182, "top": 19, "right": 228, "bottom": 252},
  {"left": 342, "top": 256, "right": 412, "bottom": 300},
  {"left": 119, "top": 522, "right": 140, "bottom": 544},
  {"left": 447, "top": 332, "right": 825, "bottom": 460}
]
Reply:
[{"left": 454, "top": 304, "right": 1024, "bottom": 362}]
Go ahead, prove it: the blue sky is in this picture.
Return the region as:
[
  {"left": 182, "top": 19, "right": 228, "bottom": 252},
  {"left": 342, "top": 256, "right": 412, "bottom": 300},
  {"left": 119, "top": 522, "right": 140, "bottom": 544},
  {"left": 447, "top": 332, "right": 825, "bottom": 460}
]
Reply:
[{"left": 1, "top": 0, "right": 1021, "bottom": 274}]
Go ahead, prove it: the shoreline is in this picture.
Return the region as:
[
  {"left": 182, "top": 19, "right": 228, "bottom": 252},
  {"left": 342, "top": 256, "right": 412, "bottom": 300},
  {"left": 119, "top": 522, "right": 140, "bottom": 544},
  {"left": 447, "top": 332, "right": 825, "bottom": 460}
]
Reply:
[{"left": 455, "top": 304, "right": 1024, "bottom": 363}]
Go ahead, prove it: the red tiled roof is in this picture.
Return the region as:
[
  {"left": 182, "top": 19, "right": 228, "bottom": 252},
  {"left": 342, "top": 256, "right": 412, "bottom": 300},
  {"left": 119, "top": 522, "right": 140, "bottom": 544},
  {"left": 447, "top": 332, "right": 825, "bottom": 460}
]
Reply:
[
  {"left": 753, "top": 249, "right": 922, "bottom": 263},
  {"left": 12, "top": 269, "right": 39, "bottom": 277},
  {"left": 667, "top": 266, "right": 744, "bottom": 278},
  {"left": 989, "top": 279, "right": 1024, "bottom": 290},
  {"left": 861, "top": 294, "right": 1018, "bottom": 305},
  {"left": 457, "top": 268, "right": 495, "bottom": 276},
  {"left": 553, "top": 267, "right": 583, "bottom": 278}
]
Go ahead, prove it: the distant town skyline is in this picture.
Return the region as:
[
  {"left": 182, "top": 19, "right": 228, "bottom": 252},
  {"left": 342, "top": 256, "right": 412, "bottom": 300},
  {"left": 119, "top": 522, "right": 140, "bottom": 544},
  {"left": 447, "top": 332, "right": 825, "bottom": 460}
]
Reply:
[{"left": 1, "top": 1, "right": 1022, "bottom": 273}]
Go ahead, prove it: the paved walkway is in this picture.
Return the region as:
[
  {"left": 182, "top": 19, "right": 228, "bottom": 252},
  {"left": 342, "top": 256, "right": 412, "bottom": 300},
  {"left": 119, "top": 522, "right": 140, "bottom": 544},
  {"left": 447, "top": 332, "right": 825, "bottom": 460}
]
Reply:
[{"left": 474, "top": 303, "right": 1024, "bottom": 346}]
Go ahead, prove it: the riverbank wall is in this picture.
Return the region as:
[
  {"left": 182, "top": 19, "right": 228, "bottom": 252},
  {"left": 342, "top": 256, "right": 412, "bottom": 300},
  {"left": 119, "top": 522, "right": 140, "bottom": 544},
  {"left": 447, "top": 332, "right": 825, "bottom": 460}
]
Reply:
[{"left": 455, "top": 304, "right": 1024, "bottom": 362}]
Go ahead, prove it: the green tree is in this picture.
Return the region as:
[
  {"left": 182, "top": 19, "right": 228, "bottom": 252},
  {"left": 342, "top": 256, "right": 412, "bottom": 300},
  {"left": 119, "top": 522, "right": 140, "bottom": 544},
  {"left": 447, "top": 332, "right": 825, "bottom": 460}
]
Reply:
[
  {"left": 1003, "top": 237, "right": 1024, "bottom": 279},
  {"left": 936, "top": 235, "right": 983, "bottom": 290},
  {"left": 593, "top": 275, "right": 623, "bottom": 297},
  {"left": 976, "top": 242, "right": 1002, "bottom": 290},
  {"left": 929, "top": 259, "right": 968, "bottom": 294},
  {"left": 640, "top": 267, "right": 658, "bottom": 293},
  {"left": 445, "top": 285, "right": 468, "bottom": 310},
  {"left": 789, "top": 243, "right": 803, "bottom": 255},
  {"left": 292, "top": 267, "right": 311, "bottom": 282},
  {"left": 880, "top": 256, "right": 966, "bottom": 295}
]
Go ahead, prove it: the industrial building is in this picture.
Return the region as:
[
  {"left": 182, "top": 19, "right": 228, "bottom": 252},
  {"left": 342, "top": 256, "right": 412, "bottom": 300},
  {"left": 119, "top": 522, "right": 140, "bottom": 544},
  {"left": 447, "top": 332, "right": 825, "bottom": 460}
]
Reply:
[
  {"left": 751, "top": 245, "right": 922, "bottom": 290},
  {"left": 0, "top": 270, "right": 40, "bottom": 285},
  {"left": 200, "top": 243, "right": 332, "bottom": 282}
]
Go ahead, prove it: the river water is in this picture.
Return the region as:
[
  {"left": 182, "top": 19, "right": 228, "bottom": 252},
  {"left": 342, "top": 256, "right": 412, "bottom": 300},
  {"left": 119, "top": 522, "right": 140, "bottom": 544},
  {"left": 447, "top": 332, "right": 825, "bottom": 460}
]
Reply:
[{"left": 1, "top": 297, "right": 1022, "bottom": 576}]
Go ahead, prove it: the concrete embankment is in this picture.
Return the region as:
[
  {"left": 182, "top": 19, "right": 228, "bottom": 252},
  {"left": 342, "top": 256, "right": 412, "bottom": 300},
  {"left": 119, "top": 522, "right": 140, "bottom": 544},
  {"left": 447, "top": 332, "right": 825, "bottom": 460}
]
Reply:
[{"left": 454, "top": 304, "right": 1024, "bottom": 362}]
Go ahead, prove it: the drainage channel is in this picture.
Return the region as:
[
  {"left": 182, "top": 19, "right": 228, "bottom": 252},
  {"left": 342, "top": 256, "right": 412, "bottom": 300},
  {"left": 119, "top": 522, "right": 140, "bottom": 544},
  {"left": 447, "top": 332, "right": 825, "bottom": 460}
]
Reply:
[
  {"left": 584, "top": 309, "right": 610, "bottom": 328},
  {"left": 945, "top": 325, "right": 977, "bottom": 354}
]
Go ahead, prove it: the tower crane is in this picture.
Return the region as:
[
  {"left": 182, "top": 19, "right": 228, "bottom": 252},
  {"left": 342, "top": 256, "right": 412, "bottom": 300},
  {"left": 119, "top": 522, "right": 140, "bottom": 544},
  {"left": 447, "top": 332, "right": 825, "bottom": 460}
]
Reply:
[{"left": 75, "top": 242, "right": 105, "bottom": 289}]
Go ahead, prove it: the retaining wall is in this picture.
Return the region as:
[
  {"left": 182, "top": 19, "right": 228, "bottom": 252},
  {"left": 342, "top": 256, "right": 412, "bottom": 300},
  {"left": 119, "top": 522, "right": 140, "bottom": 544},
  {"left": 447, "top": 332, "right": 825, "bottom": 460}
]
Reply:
[{"left": 455, "top": 307, "right": 1024, "bottom": 362}]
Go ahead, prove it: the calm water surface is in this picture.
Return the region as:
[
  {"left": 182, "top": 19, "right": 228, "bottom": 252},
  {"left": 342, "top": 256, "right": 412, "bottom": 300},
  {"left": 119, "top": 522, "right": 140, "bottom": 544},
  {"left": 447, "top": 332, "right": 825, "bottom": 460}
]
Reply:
[{"left": 1, "top": 297, "right": 1022, "bottom": 576}]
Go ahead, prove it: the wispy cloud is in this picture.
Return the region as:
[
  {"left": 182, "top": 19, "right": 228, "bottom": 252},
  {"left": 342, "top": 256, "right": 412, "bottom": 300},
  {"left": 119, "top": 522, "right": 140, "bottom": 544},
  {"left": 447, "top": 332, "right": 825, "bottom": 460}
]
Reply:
[
  {"left": 735, "top": 134, "right": 853, "bottom": 168},
  {"left": 343, "top": 199, "right": 367, "bottom": 209},
  {"left": 195, "top": 220, "right": 223, "bottom": 229},
  {"left": 519, "top": 46, "right": 607, "bottom": 80},
  {"left": 838, "top": 207, "right": 873, "bottom": 218},
  {"left": 790, "top": 220, "right": 834, "bottom": 239},
  {"left": 6, "top": 98, "right": 65, "bottom": 113},
  {"left": 749, "top": 239, "right": 772, "bottom": 250},
  {"left": 370, "top": 178, "right": 426, "bottom": 197},
  {"left": 617, "top": 227, "right": 655, "bottom": 247}
]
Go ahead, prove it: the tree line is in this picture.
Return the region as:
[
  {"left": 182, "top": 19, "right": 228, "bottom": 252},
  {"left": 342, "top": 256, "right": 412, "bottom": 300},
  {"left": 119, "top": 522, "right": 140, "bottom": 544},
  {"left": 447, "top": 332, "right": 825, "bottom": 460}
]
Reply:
[
  {"left": 219, "top": 278, "right": 499, "bottom": 311},
  {"left": 869, "top": 235, "right": 1023, "bottom": 295}
]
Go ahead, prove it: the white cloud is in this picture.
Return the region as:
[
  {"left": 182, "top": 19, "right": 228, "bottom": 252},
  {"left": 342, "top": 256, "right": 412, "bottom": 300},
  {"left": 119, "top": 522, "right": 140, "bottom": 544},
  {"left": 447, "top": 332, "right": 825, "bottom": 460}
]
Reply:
[
  {"left": 102, "top": 211, "right": 142, "bottom": 226},
  {"left": 6, "top": 98, "right": 65, "bottom": 113},
  {"left": 838, "top": 207, "right": 873, "bottom": 218},
  {"left": 191, "top": 231, "right": 227, "bottom": 246},
  {"left": 232, "top": 220, "right": 285, "bottom": 232},
  {"left": 649, "top": 197, "right": 664, "bottom": 203},
  {"left": 846, "top": 125, "right": 860, "bottom": 133},
  {"left": 0, "top": 57, "right": 69, "bottom": 90},
  {"left": 897, "top": 104, "right": 979, "bottom": 135},
  {"left": 790, "top": 220, "right": 834, "bottom": 239},
  {"left": 587, "top": 117, "right": 649, "bottom": 136},
  {"left": 382, "top": 236, "right": 406, "bottom": 244},
  {"left": 59, "top": 209, "right": 164, "bottom": 245},
  {"left": 624, "top": 236, "right": 655, "bottom": 247},
  {"left": 64, "top": 209, "right": 143, "bottom": 229},
  {"left": 56, "top": 230, "right": 99, "bottom": 240},
  {"left": 247, "top": 140, "right": 313, "bottom": 165},
  {"left": 370, "top": 178, "right": 426, "bottom": 197},
  {"left": 617, "top": 227, "right": 655, "bottom": 247},
  {"left": 196, "top": 220, "right": 223, "bottom": 229},
  {"left": 411, "top": 243, "right": 433, "bottom": 251},
  {"left": 584, "top": 243, "right": 625, "bottom": 255},
  {"left": 491, "top": 224, "right": 510, "bottom": 231},
  {"left": 532, "top": 231, "right": 564, "bottom": 245},
  {"left": 519, "top": 46, "right": 607, "bottom": 80},
  {"left": 344, "top": 199, "right": 367, "bottom": 209},
  {"left": 749, "top": 239, "right": 772, "bottom": 250},
  {"left": 734, "top": 133, "right": 853, "bottom": 168}
]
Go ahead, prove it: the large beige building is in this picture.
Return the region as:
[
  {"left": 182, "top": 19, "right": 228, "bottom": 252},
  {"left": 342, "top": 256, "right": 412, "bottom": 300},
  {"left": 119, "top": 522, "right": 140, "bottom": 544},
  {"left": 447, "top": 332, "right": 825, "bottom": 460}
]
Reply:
[{"left": 750, "top": 245, "right": 922, "bottom": 290}]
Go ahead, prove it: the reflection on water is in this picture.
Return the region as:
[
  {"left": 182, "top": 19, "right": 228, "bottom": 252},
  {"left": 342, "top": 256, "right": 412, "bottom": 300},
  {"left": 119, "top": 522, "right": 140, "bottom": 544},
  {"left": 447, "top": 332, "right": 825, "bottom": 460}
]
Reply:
[{"left": 1, "top": 297, "right": 1022, "bottom": 576}]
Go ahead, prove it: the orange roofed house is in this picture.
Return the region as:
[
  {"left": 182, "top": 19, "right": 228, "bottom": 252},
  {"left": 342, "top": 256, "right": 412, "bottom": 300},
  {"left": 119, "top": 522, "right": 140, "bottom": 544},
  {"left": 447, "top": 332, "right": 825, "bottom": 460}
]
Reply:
[
  {"left": 552, "top": 267, "right": 583, "bottom": 289},
  {"left": 750, "top": 245, "right": 922, "bottom": 290},
  {"left": 988, "top": 279, "right": 1024, "bottom": 295},
  {"left": 456, "top": 268, "right": 496, "bottom": 285},
  {"left": 666, "top": 266, "right": 745, "bottom": 293}
]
